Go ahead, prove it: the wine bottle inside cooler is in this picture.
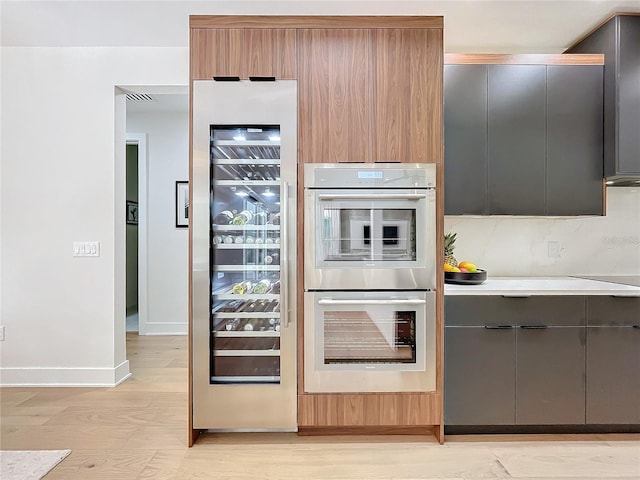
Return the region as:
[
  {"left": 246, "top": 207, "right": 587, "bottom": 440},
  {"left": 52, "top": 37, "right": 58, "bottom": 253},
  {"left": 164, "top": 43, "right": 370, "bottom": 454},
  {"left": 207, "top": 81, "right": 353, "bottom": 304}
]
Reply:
[
  {"left": 213, "top": 210, "right": 234, "bottom": 225},
  {"left": 232, "top": 210, "right": 253, "bottom": 225},
  {"left": 264, "top": 252, "right": 280, "bottom": 265},
  {"left": 231, "top": 280, "right": 253, "bottom": 295},
  {"left": 243, "top": 301, "right": 258, "bottom": 313},
  {"left": 254, "top": 211, "right": 268, "bottom": 225},
  {"left": 253, "top": 279, "right": 272, "bottom": 294},
  {"left": 218, "top": 300, "right": 243, "bottom": 312}
]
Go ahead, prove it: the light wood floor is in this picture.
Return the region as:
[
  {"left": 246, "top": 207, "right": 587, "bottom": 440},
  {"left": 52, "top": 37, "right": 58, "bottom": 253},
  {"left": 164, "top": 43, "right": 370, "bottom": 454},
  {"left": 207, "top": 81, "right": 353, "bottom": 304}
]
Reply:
[{"left": 1, "top": 333, "right": 639, "bottom": 479}]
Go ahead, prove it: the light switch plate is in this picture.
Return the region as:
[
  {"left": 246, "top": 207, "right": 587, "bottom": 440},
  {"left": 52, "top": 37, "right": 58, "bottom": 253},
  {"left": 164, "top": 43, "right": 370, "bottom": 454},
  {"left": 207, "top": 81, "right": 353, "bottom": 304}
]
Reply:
[{"left": 73, "top": 241, "right": 100, "bottom": 257}]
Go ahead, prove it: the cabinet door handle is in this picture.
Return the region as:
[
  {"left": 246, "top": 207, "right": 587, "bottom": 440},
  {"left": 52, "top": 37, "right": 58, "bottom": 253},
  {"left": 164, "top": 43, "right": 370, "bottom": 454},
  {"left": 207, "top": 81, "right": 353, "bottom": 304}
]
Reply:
[
  {"left": 633, "top": 325, "right": 640, "bottom": 329},
  {"left": 520, "top": 325, "right": 548, "bottom": 329},
  {"left": 249, "top": 76, "right": 276, "bottom": 82},
  {"left": 501, "top": 295, "right": 531, "bottom": 298},
  {"left": 213, "top": 76, "right": 240, "bottom": 81},
  {"left": 484, "top": 325, "right": 514, "bottom": 330}
]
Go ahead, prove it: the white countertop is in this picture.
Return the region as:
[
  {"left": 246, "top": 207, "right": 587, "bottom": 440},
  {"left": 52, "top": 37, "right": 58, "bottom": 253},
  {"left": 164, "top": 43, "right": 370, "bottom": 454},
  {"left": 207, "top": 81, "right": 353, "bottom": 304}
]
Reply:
[{"left": 444, "top": 276, "right": 640, "bottom": 296}]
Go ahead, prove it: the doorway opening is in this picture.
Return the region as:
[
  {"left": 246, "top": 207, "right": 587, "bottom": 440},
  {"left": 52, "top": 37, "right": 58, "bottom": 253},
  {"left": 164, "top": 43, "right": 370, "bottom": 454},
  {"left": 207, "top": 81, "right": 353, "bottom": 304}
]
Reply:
[{"left": 126, "top": 141, "right": 140, "bottom": 332}]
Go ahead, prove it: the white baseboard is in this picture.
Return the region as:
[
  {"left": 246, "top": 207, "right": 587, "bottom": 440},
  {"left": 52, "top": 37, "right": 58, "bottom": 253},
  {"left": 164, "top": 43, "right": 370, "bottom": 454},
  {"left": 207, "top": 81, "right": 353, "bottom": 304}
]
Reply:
[
  {"left": 143, "top": 322, "right": 188, "bottom": 336},
  {"left": 0, "top": 359, "right": 131, "bottom": 387}
]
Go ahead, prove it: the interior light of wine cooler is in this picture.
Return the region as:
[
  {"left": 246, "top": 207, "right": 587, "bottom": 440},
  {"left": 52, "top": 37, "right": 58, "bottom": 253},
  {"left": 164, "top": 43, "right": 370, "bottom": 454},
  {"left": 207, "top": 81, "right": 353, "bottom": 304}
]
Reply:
[
  {"left": 268, "top": 135, "right": 280, "bottom": 142},
  {"left": 233, "top": 135, "right": 246, "bottom": 142},
  {"left": 263, "top": 188, "right": 275, "bottom": 197},
  {"left": 235, "top": 191, "right": 248, "bottom": 197}
]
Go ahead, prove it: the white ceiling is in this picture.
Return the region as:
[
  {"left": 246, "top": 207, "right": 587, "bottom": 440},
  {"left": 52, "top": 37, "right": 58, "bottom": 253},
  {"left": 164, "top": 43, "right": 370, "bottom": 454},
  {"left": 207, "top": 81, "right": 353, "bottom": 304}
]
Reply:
[{"left": 2, "top": 0, "right": 640, "bottom": 52}]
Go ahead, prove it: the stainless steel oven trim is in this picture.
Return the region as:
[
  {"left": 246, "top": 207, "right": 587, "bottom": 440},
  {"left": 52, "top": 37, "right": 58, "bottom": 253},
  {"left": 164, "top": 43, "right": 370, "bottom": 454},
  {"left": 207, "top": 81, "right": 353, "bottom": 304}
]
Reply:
[{"left": 303, "top": 291, "right": 436, "bottom": 393}]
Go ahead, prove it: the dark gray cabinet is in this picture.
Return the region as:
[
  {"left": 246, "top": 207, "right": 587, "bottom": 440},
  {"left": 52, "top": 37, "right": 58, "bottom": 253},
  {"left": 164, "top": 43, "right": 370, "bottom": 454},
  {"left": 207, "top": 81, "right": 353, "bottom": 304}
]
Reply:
[
  {"left": 546, "top": 66, "right": 604, "bottom": 215},
  {"left": 444, "top": 65, "right": 488, "bottom": 215},
  {"left": 445, "top": 295, "right": 586, "bottom": 426},
  {"left": 586, "top": 296, "right": 640, "bottom": 424},
  {"left": 445, "top": 326, "right": 515, "bottom": 425},
  {"left": 444, "top": 63, "right": 604, "bottom": 215},
  {"left": 488, "top": 65, "right": 546, "bottom": 215},
  {"left": 568, "top": 15, "right": 640, "bottom": 182},
  {"left": 516, "top": 326, "right": 586, "bottom": 424}
]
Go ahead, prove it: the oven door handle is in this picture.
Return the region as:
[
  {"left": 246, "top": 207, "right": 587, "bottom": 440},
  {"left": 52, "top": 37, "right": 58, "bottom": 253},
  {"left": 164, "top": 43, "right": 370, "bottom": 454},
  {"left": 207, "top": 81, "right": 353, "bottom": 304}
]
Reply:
[
  {"left": 317, "top": 193, "right": 426, "bottom": 201},
  {"left": 318, "top": 299, "right": 427, "bottom": 306}
]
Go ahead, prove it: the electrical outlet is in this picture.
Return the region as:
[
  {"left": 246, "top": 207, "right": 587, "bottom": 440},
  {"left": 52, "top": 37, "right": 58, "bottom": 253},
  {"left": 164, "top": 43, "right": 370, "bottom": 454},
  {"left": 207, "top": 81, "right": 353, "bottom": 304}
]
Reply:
[
  {"left": 0, "top": 326, "right": 5, "bottom": 341},
  {"left": 73, "top": 241, "right": 100, "bottom": 257},
  {"left": 547, "top": 241, "right": 561, "bottom": 258}
]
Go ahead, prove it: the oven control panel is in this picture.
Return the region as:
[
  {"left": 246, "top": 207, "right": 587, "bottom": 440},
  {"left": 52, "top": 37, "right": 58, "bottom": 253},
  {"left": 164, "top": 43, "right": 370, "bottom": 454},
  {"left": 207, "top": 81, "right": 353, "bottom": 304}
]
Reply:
[{"left": 304, "top": 163, "right": 436, "bottom": 189}]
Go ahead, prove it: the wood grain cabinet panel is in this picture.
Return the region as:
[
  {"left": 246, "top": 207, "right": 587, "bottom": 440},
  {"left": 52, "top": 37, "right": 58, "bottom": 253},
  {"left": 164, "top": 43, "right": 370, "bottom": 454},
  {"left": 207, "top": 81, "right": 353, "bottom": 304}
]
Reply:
[
  {"left": 298, "top": 29, "right": 370, "bottom": 163},
  {"left": 298, "top": 393, "right": 441, "bottom": 426},
  {"left": 243, "top": 29, "right": 296, "bottom": 79},
  {"left": 191, "top": 28, "right": 244, "bottom": 80},
  {"left": 370, "top": 29, "right": 442, "bottom": 163}
]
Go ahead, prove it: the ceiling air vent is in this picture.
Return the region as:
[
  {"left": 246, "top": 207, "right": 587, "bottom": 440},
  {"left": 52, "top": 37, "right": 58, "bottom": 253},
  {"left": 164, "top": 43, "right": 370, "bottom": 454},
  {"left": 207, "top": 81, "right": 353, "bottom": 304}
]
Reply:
[{"left": 126, "top": 93, "right": 155, "bottom": 102}]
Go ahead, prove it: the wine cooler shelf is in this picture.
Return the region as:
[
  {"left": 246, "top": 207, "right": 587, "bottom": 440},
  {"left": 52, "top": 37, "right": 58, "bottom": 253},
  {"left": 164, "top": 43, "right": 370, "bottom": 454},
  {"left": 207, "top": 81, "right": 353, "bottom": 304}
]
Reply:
[
  {"left": 215, "top": 158, "right": 280, "bottom": 166},
  {"left": 215, "top": 244, "right": 280, "bottom": 249},
  {"left": 215, "top": 265, "right": 279, "bottom": 272},
  {"left": 213, "top": 298, "right": 280, "bottom": 313},
  {"left": 212, "top": 225, "right": 280, "bottom": 231}
]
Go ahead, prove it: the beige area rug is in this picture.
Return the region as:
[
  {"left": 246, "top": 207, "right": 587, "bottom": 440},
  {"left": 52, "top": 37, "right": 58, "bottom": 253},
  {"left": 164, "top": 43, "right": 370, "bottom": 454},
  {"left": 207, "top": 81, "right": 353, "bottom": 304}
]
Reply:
[{"left": 1, "top": 450, "right": 71, "bottom": 479}]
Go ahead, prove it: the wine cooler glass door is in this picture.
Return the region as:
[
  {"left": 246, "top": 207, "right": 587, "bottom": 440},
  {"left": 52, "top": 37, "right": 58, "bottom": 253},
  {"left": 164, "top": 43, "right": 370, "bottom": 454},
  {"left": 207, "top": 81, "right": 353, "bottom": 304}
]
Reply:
[
  {"left": 192, "top": 81, "right": 297, "bottom": 430},
  {"left": 210, "top": 125, "right": 283, "bottom": 384}
]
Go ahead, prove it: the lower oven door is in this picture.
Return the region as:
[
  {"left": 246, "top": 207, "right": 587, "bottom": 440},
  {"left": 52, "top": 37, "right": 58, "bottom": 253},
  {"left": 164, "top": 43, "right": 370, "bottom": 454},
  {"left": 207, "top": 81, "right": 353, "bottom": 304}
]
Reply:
[{"left": 304, "top": 290, "right": 436, "bottom": 393}]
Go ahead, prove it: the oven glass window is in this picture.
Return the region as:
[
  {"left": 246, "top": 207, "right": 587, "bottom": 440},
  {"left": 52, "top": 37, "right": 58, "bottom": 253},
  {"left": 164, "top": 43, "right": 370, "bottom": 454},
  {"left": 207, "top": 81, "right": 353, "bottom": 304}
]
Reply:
[
  {"left": 320, "top": 208, "right": 416, "bottom": 261},
  {"left": 323, "top": 310, "right": 416, "bottom": 364}
]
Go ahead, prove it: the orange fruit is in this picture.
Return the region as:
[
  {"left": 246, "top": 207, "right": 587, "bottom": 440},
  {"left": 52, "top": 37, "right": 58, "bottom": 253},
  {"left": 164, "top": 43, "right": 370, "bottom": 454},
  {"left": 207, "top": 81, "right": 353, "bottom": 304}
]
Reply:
[{"left": 459, "top": 261, "right": 478, "bottom": 272}]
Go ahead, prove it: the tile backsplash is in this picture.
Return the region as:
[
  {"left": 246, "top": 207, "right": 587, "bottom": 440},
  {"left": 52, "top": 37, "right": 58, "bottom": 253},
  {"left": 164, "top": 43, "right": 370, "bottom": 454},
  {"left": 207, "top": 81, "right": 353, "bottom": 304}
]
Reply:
[{"left": 444, "top": 187, "right": 640, "bottom": 276}]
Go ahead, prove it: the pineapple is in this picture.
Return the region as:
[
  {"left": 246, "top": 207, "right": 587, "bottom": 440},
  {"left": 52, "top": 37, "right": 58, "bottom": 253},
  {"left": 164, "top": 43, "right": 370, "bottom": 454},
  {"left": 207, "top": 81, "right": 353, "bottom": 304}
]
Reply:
[{"left": 444, "top": 233, "right": 458, "bottom": 268}]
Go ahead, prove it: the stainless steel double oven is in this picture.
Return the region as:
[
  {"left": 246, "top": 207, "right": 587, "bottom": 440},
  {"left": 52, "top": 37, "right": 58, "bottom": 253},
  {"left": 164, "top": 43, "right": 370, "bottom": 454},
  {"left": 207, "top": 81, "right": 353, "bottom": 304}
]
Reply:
[{"left": 303, "top": 164, "right": 437, "bottom": 393}]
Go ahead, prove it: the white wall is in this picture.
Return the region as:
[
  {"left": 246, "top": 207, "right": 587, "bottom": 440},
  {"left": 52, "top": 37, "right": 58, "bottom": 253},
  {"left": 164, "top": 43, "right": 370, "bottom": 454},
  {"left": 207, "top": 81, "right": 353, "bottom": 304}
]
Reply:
[
  {"left": 445, "top": 187, "right": 640, "bottom": 276},
  {"left": 0, "top": 46, "right": 187, "bottom": 386},
  {"left": 126, "top": 111, "right": 189, "bottom": 335}
]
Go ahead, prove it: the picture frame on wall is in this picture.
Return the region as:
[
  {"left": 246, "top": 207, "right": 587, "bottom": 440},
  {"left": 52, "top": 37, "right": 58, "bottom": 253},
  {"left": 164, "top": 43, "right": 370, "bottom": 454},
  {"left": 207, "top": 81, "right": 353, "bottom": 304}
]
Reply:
[
  {"left": 127, "top": 201, "right": 138, "bottom": 225},
  {"left": 176, "top": 181, "right": 189, "bottom": 228}
]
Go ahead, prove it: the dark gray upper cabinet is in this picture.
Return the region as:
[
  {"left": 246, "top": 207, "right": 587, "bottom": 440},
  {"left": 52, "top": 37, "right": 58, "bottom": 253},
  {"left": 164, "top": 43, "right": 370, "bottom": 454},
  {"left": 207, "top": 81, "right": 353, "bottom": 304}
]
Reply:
[
  {"left": 546, "top": 66, "right": 604, "bottom": 215},
  {"left": 444, "top": 63, "right": 604, "bottom": 215},
  {"left": 444, "top": 65, "right": 488, "bottom": 215},
  {"left": 488, "top": 65, "right": 546, "bottom": 215},
  {"left": 568, "top": 15, "right": 640, "bottom": 182}
]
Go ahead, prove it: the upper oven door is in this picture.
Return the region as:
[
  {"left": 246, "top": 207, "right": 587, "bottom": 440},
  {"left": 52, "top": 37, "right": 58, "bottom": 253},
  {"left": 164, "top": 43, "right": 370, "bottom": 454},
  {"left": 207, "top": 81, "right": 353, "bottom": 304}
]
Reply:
[{"left": 304, "top": 188, "right": 436, "bottom": 290}]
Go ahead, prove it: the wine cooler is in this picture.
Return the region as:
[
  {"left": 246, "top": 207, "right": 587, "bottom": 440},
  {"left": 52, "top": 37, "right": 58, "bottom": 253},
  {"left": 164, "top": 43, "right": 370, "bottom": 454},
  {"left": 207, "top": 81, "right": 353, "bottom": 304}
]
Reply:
[{"left": 191, "top": 81, "right": 297, "bottom": 430}]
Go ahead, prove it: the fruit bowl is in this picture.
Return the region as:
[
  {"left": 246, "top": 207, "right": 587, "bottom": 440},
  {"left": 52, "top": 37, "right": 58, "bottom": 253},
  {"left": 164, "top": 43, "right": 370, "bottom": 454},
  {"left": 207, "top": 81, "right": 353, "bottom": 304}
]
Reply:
[{"left": 445, "top": 269, "right": 488, "bottom": 285}]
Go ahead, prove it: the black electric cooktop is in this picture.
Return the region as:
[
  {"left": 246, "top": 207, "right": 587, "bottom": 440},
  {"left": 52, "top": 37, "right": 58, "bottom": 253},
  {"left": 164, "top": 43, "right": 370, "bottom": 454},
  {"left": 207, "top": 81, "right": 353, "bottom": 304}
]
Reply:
[{"left": 575, "top": 275, "right": 640, "bottom": 288}]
